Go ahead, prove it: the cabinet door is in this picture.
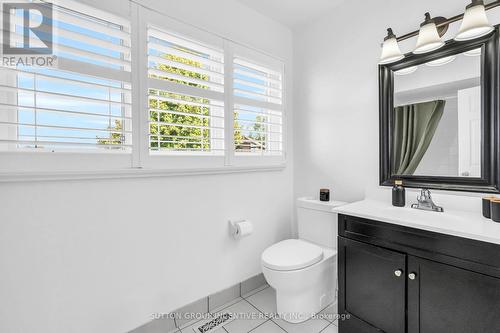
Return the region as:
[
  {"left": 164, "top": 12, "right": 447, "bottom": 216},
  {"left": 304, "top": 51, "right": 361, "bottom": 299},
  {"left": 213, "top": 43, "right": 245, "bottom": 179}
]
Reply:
[
  {"left": 338, "top": 237, "right": 406, "bottom": 333},
  {"left": 408, "top": 256, "right": 500, "bottom": 333}
]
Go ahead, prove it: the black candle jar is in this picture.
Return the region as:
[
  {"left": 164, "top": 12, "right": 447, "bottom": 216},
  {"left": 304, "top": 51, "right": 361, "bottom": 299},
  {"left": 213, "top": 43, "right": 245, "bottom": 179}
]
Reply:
[
  {"left": 490, "top": 199, "right": 500, "bottom": 223},
  {"left": 320, "top": 189, "right": 330, "bottom": 202},
  {"left": 482, "top": 196, "right": 496, "bottom": 219}
]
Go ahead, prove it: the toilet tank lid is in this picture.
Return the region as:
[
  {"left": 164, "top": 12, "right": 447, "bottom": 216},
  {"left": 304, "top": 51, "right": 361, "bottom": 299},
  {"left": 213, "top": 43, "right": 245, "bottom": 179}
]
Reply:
[
  {"left": 262, "top": 239, "right": 324, "bottom": 271},
  {"left": 297, "top": 197, "right": 348, "bottom": 212}
]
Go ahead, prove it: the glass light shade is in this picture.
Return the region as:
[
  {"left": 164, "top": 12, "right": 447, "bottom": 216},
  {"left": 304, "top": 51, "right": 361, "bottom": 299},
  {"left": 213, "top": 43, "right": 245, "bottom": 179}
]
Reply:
[
  {"left": 426, "top": 55, "right": 457, "bottom": 67},
  {"left": 455, "top": 3, "right": 494, "bottom": 41},
  {"left": 395, "top": 66, "right": 418, "bottom": 75},
  {"left": 464, "top": 48, "right": 482, "bottom": 56},
  {"left": 414, "top": 22, "right": 445, "bottom": 54},
  {"left": 379, "top": 36, "right": 404, "bottom": 64}
]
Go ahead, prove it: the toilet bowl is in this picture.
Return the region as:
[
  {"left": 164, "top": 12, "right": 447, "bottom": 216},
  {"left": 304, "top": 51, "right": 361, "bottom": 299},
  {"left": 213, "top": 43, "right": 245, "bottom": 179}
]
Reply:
[
  {"left": 261, "top": 198, "right": 346, "bottom": 323},
  {"left": 262, "top": 239, "right": 337, "bottom": 323}
]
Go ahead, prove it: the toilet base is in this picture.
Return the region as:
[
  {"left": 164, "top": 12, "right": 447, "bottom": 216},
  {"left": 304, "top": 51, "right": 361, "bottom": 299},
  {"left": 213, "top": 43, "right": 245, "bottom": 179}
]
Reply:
[
  {"left": 261, "top": 241, "right": 337, "bottom": 324},
  {"left": 276, "top": 289, "right": 335, "bottom": 323}
]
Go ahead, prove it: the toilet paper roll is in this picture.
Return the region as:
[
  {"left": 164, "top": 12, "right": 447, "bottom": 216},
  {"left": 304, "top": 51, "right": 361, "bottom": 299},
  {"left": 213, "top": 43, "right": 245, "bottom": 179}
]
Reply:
[{"left": 230, "top": 220, "right": 253, "bottom": 239}]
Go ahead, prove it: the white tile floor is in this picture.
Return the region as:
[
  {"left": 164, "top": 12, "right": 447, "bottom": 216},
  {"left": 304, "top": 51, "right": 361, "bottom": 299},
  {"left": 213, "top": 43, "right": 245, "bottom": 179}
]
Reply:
[{"left": 177, "top": 286, "right": 338, "bottom": 333}]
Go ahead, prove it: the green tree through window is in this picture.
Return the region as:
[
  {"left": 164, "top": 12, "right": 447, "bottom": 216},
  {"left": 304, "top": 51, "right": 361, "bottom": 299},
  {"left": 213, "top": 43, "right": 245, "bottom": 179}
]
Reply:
[{"left": 149, "top": 52, "right": 211, "bottom": 151}]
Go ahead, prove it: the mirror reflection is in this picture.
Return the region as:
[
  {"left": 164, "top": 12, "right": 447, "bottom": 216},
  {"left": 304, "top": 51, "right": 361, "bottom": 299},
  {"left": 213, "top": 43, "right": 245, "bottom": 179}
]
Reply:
[{"left": 393, "top": 49, "right": 482, "bottom": 177}]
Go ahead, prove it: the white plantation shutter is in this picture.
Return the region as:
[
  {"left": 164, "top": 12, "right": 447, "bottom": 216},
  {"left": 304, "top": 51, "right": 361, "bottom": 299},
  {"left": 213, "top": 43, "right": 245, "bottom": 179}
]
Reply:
[
  {"left": 147, "top": 26, "right": 225, "bottom": 155},
  {"left": 233, "top": 54, "right": 284, "bottom": 156},
  {"left": 0, "top": 0, "right": 132, "bottom": 152},
  {"left": 0, "top": 2, "right": 287, "bottom": 173}
]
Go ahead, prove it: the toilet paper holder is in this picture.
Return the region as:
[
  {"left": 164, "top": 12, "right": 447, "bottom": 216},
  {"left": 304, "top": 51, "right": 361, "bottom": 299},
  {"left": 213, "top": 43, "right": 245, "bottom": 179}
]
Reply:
[{"left": 228, "top": 219, "right": 253, "bottom": 239}]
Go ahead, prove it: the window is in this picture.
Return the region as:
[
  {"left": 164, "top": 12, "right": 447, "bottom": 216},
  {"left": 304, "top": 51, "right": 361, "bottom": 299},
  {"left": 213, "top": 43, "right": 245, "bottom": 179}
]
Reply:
[
  {"left": 0, "top": 2, "right": 285, "bottom": 175},
  {"left": 0, "top": 1, "right": 132, "bottom": 153},
  {"left": 147, "top": 26, "right": 224, "bottom": 155},
  {"left": 233, "top": 56, "right": 284, "bottom": 157}
]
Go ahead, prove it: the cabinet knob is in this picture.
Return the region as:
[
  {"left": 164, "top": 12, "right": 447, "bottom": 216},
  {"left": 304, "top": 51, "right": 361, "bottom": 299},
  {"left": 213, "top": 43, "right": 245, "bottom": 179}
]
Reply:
[
  {"left": 394, "top": 269, "right": 403, "bottom": 277},
  {"left": 408, "top": 273, "right": 417, "bottom": 280}
]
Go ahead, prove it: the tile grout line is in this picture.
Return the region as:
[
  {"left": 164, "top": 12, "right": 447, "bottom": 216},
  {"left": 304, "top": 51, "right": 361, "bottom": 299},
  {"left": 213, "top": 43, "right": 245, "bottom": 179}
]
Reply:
[
  {"left": 247, "top": 318, "right": 284, "bottom": 333},
  {"left": 318, "top": 322, "right": 336, "bottom": 333},
  {"left": 269, "top": 318, "right": 289, "bottom": 333},
  {"left": 242, "top": 297, "right": 266, "bottom": 317},
  {"left": 241, "top": 291, "right": 289, "bottom": 332}
]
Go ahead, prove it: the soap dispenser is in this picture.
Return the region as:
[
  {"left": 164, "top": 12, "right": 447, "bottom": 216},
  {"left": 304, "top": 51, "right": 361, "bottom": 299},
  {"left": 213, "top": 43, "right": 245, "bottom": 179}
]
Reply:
[{"left": 392, "top": 180, "right": 405, "bottom": 207}]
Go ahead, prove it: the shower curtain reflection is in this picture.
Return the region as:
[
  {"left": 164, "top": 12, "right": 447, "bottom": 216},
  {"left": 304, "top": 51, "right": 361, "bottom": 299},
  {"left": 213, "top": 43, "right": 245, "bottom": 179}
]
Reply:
[{"left": 392, "top": 100, "right": 445, "bottom": 175}]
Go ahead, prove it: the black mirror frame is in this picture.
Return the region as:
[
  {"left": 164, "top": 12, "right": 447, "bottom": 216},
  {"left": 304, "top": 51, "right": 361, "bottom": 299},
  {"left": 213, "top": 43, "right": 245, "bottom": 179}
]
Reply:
[{"left": 379, "top": 28, "right": 500, "bottom": 193}]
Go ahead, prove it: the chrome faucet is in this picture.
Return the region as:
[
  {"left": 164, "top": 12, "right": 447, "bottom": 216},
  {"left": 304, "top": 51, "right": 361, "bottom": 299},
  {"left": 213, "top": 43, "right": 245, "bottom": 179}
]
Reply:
[{"left": 411, "top": 189, "right": 444, "bottom": 212}]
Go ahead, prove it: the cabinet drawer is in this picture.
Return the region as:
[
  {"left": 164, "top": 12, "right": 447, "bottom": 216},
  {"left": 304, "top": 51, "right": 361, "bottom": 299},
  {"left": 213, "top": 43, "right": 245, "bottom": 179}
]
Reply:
[{"left": 339, "top": 214, "right": 500, "bottom": 278}]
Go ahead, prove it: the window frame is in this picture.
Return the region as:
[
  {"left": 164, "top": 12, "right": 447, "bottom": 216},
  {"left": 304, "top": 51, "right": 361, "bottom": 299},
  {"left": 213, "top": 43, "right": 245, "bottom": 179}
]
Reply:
[{"left": 0, "top": 1, "right": 286, "bottom": 178}]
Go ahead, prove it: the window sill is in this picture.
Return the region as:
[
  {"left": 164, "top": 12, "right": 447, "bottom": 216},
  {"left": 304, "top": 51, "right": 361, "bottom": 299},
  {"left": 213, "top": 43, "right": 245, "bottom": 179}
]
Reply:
[{"left": 0, "top": 164, "right": 286, "bottom": 183}]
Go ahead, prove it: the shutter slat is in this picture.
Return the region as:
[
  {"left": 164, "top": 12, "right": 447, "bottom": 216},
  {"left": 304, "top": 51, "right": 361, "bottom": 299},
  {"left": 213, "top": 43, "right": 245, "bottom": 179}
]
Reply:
[
  {"left": 0, "top": 104, "right": 132, "bottom": 120},
  {"left": 148, "top": 41, "right": 224, "bottom": 67},
  {"left": 148, "top": 92, "right": 223, "bottom": 110},
  {"left": 150, "top": 108, "right": 224, "bottom": 120},
  {"left": 148, "top": 55, "right": 224, "bottom": 79},
  {"left": 233, "top": 68, "right": 282, "bottom": 86},
  {"left": 150, "top": 120, "right": 224, "bottom": 131},
  {"left": 147, "top": 75, "right": 224, "bottom": 100},
  {"left": 0, "top": 67, "right": 130, "bottom": 93},
  {"left": 234, "top": 118, "right": 282, "bottom": 127},
  {"left": 0, "top": 121, "right": 132, "bottom": 134},
  {"left": 148, "top": 68, "right": 223, "bottom": 92},
  {"left": 0, "top": 139, "right": 131, "bottom": 148},
  {"left": 234, "top": 78, "right": 282, "bottom": 94},
  {"left": 0, "top": 84, "right": 131, "bottom": 106},
  {"left": 233, "top": 89, "right": 282, "bottom": 105},
  {"left": 149, "top": 28, "right": 223, "bottom": 59},
  {"left": 5, "top": 33, "right": 131, "bottom": 69}
]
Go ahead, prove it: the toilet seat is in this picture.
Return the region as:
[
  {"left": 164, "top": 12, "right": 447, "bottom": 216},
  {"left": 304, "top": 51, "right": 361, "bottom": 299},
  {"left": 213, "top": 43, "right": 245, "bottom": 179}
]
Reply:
[{"left": 262, "top": 239, "right": 324, "bottom": 271}]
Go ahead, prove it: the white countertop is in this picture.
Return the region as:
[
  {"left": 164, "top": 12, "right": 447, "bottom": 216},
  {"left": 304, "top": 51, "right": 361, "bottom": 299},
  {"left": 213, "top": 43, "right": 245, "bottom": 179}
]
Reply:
[{"left": 333, "top": 199, "right": 500, "bottom": 246}]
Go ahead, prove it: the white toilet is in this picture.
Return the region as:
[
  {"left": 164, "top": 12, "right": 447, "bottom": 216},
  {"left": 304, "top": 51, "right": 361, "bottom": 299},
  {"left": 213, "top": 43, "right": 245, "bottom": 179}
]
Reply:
[{"left": 261, "top": 197, "right": 346, "bottom": 323}]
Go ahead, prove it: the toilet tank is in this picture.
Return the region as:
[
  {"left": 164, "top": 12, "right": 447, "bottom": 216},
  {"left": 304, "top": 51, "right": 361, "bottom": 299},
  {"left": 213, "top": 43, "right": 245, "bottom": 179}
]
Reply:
[{"left": 296, "top": 197, "right": 347, "bottom": 249}]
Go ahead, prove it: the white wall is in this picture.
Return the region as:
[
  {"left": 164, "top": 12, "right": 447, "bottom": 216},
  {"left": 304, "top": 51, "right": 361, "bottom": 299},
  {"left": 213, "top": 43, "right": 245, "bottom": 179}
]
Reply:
[
  {"left": 293, "top": 0, "right": 500, "bottom": 202},
  {"left": 0, "top": 1, "right": 294, "bottom": 333}
]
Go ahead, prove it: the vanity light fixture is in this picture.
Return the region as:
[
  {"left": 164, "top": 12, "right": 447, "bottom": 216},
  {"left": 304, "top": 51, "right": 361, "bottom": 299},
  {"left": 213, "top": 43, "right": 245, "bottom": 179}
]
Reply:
[
  {"left": 414, "top": 13, "right": 446, "bottom": 54},
  {"left": 394, "top": 66, "right": 418, "bottom": 75},
  {"left": 379, "top": 28, "right": 404, "bottom": 64},
  {"left": 464, "top": 48, "right": 482, "bottom": 56},
  {"left": 455, "top": 0, "right": 494, "bottom": 41},
  {"left": 378, "top": 1, "right": 500, "bottom": 65},
  {"left": 425, "top": 55, "right": 457, "bottom": 67}
]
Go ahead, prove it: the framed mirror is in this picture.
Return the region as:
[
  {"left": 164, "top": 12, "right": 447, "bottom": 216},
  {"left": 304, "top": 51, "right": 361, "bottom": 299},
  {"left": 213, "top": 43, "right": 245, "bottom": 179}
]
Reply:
[{"left": 379, "top": 29, "right": 500, "bottom": 193}]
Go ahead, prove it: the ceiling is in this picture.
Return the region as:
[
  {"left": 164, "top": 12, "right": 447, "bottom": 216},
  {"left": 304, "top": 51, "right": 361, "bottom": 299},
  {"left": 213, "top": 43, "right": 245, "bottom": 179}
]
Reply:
[{"left": 235, "top": 0, "right": 346, "bottom": 28}]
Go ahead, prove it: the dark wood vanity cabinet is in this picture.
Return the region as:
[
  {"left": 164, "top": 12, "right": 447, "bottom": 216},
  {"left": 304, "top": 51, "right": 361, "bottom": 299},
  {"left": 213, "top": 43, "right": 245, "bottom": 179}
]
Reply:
[{"left": 338, "top": 214, "right": 500, "bottom": 333}]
